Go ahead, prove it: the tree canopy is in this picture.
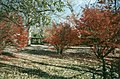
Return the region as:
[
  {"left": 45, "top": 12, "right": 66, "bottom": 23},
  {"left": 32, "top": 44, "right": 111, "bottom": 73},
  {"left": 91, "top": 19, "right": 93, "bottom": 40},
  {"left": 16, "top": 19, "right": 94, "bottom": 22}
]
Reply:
[{"left": 0, "top": 0, "right": 65, "bottom": 28}]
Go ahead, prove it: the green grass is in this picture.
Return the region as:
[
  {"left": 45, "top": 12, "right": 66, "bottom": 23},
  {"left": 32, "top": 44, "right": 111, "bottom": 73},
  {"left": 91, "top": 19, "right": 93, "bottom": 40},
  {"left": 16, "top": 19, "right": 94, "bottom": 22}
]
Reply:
[{"left": 0, "top": 46, "right": 102, "bottom": 79}]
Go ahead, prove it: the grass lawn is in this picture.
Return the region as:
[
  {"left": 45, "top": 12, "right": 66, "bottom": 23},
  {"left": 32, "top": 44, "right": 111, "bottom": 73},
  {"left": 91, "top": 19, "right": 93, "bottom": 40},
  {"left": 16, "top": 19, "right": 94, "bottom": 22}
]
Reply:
[{"left": 0, "top": 46, "right": 104, "bottom": 79}]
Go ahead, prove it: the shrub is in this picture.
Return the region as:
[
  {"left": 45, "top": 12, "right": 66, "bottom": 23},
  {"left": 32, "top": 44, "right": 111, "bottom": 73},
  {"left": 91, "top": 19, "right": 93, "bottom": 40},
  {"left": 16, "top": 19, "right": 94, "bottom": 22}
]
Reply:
[
  {"left": 0, "top": 13, "right": 28, "bottom": 53},
  {"left": 44, "top": 22, "right": 81, "bottom": 54}
]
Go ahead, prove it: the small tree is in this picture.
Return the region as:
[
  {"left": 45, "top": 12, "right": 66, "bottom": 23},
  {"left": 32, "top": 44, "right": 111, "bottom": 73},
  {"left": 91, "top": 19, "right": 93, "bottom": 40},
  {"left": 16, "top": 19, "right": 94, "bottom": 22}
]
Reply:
[
  {"left": 0, "top": 13, "right": 28, "bottom": 54},
  {"left": 75, "top": 8, "right": 120, "bottom": 79},
  {"left": 44, "top": 22, "right": 81, "bottom": 54}
]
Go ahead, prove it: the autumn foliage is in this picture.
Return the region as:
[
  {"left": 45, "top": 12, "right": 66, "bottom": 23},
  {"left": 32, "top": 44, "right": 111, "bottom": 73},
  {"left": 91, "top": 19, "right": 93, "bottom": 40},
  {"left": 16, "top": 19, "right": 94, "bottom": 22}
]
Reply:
[
  {"left": 0, "top": 13, "right": 28, "bottom": 53},
  {"left": 75, "top": 8, "right": 120, "bottom": 57},
  {"left": 74, "top": 8, "right": 120, "bottom": 78},
  {"left": 44, "top": 22, "right": 81, "bottom": 54}
]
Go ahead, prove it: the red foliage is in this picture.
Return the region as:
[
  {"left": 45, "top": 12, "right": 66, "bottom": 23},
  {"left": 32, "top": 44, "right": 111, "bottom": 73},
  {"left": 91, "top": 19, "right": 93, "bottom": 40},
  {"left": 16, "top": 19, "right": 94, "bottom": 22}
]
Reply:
[
  {"left": 75, "top": 8, "right": 120, "bottom": 58},
  {"left": 0, "top": 13, "right": 28, "bottom": 53},
  {"left": 75, "top": 8, "right": 120, "bottom": 78},
  {"left": 98, "top": 0, "right": 106, "bottom": 4},
  {"left": 44, "top": 22, "right": 81, "bottom": 54}
]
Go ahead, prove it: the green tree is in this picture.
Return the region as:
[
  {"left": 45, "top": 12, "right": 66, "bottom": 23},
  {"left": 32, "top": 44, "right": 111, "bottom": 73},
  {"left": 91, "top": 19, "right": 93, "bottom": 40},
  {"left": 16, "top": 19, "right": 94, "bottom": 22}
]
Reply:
[
  {"left": 0, "top": 0, "right": 65, "bottom": 46},
  {"left": 0, "top": 0, "right": 65, "bottom": 28}
]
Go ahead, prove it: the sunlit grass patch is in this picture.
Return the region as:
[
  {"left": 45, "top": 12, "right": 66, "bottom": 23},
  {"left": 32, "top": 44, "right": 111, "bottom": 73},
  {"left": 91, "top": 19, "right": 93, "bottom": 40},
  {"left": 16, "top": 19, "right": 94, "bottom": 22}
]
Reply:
[{"left": 0, "top": 46, "right": 100, "bottom": 79}]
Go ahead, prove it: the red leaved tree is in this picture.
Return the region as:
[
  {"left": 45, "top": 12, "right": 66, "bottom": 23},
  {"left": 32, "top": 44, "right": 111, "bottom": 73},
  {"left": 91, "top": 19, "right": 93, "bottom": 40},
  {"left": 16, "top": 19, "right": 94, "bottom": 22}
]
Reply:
[
  {"left": 75, "top": 8, "right": 120, "bottom": 79},
  {"left": 0, "top": 13, "right": 28, "bottom": 54},
  {"left": 44, "top": 22, "right": 81, "bottom": 54}
]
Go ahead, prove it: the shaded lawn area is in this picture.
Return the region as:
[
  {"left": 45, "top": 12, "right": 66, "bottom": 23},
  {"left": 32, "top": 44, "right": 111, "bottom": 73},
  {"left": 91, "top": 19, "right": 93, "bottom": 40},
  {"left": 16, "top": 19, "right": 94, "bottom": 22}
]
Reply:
[
  {"left": 0, "top": 46, "right": 103, "bottom": 79},
  {"left": 21, "top": 46, "right": 97, "bottom": 60}
]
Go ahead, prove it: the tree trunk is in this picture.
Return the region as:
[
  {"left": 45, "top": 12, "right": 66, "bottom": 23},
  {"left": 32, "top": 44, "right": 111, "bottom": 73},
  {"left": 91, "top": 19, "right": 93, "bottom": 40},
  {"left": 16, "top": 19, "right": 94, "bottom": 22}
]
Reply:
[
  {"left": 59, "top": 48, "right": 63, "bottom": 55},
  {"left": 102, "top": 57, "right": 107, "bottom": 79},
  {"left": 110, "top": 63, "right": 114, "bottom": 79},
  {"left": 57, "top": 48, "right": 63, "bottom": 55}
]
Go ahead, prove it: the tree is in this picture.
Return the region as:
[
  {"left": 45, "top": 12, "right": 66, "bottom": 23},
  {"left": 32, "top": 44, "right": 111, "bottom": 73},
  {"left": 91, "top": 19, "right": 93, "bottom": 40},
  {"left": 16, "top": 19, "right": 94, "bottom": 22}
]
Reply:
[
  {"left": 0, "top": 0, "right": 65, "bottom": 46},
  {"left": 97, "top": 0, "right": 120, "bottom": 11},
  {"left": 74, "top": 7, "right": 120, "bottom": 79},
  {"left": 0, "top": 13, "right": 28, "bottom": 54},
  {"left": 44, "top": 22, "right": 81, "bottom": 54},
  {"left": 0, "top": 0, "right": 65, "bottom": 28}
]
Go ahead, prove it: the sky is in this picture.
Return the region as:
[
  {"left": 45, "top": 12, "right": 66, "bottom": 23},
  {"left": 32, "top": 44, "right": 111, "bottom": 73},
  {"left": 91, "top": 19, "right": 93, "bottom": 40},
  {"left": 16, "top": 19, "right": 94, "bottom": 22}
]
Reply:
[
  {"left": 31, "top": 0, "right": 97, "bottom": 32},
  {"left": 52, "top": 0, "right": 97, "bottom": 23}
]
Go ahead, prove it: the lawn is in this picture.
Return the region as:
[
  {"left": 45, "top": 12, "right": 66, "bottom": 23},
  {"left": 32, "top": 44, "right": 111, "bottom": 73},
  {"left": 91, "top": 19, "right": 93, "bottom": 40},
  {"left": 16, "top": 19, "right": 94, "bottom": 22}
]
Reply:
[{"left": 0, "top": 45, "right": 104, "bottom": 79}]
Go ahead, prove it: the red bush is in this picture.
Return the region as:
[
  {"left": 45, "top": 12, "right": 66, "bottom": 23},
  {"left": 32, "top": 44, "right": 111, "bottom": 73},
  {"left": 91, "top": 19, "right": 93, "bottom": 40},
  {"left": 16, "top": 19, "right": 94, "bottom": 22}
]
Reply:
[
  {"left": 74, "top": 8, "right": 120, "bottom": 78},
  {"left": 44, "top": 22, "right": 81, "bottom": 54},
  {"left": 0, "top": 13, "right": 28, "bottom": 53}
]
